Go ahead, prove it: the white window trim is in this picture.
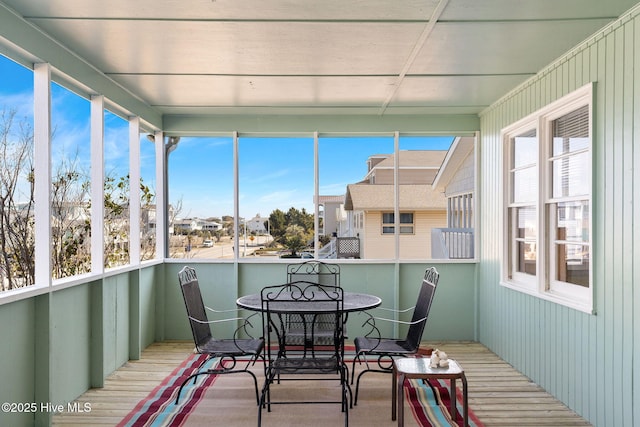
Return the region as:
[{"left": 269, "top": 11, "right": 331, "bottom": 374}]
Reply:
[
  {"left": 381, "top": 211, "right": 415, "bottom": 235},
  {"left": 500, "top": 83, "right": 594, "bottom": 314},
  {"left": 502, "top": 117, "right": 538, "bottom": 293}
]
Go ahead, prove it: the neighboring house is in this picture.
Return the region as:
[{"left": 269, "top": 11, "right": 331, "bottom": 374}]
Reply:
[
  {"left": 246, "top": 214, "right": 267, "bottom": 234},
  {"left": 173, "top": 218, "right": 200, "bottom": 234},
  {"left": 199, "top": 219, "right": 222, "bottom": 232},
  {"left": 172, "top": 217, "right": 222, "bottom": 234},
  {"left": 431, "top": 136, "right": 476, "bottom": 259},
  {"left": 343, "top": 150, "right": 448, "bottom": 259},
  {"left": 145, "top": 204, "right": 175, "bottom": 235},
  {"left": 315, "top": 195, "right": 346, "bottom": 237}
]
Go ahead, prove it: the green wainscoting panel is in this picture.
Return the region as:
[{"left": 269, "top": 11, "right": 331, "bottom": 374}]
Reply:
[
  {"left": 163, "top": 263, "right": 239, "bottom": 340},
  {"left": 102, "top": 274, "right": 131, "bottom": 377},
  {"left": 0, "top": 299, "right": 37, "bottom": 426},
  {"left": 50, "top": 285, "right": 91, "bottom": 406},
  {"left": 161, "top": 261, "right": 477, "bottom": 342},
  {"left": 400, "top": 263, "right": 477, "bottom": 342},
  {"left": 139, "top": 265, "right": 159, "bottom": 350}
]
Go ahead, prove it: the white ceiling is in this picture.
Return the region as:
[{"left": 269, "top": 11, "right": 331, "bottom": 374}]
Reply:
[{"left": 2, "top": 0, "right": 638, "bottom": 117}]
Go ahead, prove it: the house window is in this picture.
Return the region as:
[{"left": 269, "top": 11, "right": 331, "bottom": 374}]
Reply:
[
  {"left": 502, "top": 84, "right": 592, "bottom": 313},
  {"left": 382, "top": 212, "right": 414, "bottom": 234}
]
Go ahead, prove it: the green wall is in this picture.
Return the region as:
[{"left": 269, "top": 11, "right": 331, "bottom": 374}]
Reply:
[
  {"left": 0, "top": 260, "right": 476, "bottom": 427},
  {"left": 0, "top": 299, "right": 36, "bottom": 426},
  {"left": 0, "top": 264, "right": 163, "bottom": 427},
  {"left": 478, "top": 6, "right": 640, "bottom": 426},
  {"left": 163, "top": 261, "right": 477, "bottom": 343}
]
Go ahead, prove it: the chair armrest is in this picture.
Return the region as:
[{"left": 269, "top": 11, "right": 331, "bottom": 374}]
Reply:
[
  {"left": 205, "top": 305, "right": 244, "bottom": 314},
  {"left": 374, "top": 306, "right": 415, "bottom": 314},
  {"left": 190, "top": 312, "right": 261, "bottom": 342},
  {"left": 368, "top": 315, "right": 427, "bottom": 326},
  {"left": 189, "top": 315, "right": 244, "bottom": 324}
]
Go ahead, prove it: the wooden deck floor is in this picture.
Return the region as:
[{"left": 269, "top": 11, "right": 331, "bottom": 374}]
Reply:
[{"left": 52, "top": 341, "right": 592, "bottom": 426}]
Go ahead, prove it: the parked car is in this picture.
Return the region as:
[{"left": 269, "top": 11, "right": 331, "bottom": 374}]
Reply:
[{"left": 202, "top": 240, "right": 214, "bottom": 247}]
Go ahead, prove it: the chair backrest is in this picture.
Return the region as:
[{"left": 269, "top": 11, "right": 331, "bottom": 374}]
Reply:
[
  {"left": 286, "top": 261, "right": 340, "bottom": 287},
  {"left": 178, "top": 266, "right": 212, "bottom": 348},
  {"left": 404, "top": 267, "right": 439, "bottom": 351},
  {"left": 261, "top": 281, "right": 344, "bottom": 359}
]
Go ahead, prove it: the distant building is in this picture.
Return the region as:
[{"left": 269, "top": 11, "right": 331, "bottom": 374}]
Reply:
[
  {"left": 173, "top": 217, "right": 222, "bottom": 234},
  {"left": 199, "top": 220, "right": 222, "bottom": 232},
  {"left": 431, "top": 136, "right": 475, "bottom": 259},
  {"left": 315, "top": 195, "right": 346, "bottom": 237},
  {"left": 246, "top": 214, "right": 268, "bottom": 234},
  {"left": 343, "top": 150, "right": 448, "bottom": 259},
  {"left": 432, "top": 136, "right": 475, "bottom": 229}
]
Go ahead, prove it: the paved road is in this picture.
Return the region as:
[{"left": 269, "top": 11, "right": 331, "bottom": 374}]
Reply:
[{"left": 176, "top": 237, "right": 274, "bottom": 259}]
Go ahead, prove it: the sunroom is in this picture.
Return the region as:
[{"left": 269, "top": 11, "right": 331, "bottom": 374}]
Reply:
[{"left": 1, "top": 1, "right": 639, "bottom": 426}]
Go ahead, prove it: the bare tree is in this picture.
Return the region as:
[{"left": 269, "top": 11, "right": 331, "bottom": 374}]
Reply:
[
  {"left": 50, "top": 153, "right": 91, "bottom": 278},
  {"left": 0, "top": 109, "right": 35, "bottom": 290},
  {"left": 139, "top": 180, "right": 156, "bottom": 261},
  {"left": 1, "top": 105, "right": 162, "bottom": 287}
]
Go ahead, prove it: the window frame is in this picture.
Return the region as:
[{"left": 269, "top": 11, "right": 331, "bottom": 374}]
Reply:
[
  {"left": 381, "top": 211, "right": 414, "bottom": 235},
  {"left": 504, "top": 121, "right": 539, "bottom": 291},
  {"left": 501, "top": 83, "right": 593, "bottom": 313}
]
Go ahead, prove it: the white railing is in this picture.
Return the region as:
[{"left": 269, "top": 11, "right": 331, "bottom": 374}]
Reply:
[
  {"left": 318, "top": 239, "right": 337, "bottom": 259},
  {"left": 431, "top": 228, "right": 474, "bottom": 259}
]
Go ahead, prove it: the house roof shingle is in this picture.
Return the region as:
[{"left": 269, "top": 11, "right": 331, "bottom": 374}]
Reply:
[{"left": 344, "top": 184, "right": 446, "bottom": 211}]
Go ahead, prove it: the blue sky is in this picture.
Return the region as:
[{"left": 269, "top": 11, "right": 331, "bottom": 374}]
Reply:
[
  {"left": 1, "top": 54, "right": 453, "bottom": 220},
  {"left": 169, "top": 135, "right": 453, "bottom": 219}
]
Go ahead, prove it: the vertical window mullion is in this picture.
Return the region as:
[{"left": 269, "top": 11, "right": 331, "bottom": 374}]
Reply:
[
  {"left": 33, "top": 63, "right": 52, "bottom": 287},
  {"left": 90, "top": 95, "right": 105, "bottom": 273},
  {"left": 129, "top": 117, "right": 141, "bottom": 264},
  {"left": 153, "top": 131, "right": 165, "bottom": 259},
  {"left": 313, "top": 132, "right": 319, "bottom": 258}
]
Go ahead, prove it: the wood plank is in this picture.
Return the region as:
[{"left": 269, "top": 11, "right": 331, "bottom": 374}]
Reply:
[{"left": 52, "top": 341, "right": 592, "bottom": 426}]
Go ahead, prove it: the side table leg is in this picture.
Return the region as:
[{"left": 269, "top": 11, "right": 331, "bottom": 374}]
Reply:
[
  {"left": 397, "top": 374, "right": 405, "bottom": 427},
  {"left": 462, "top": 374, "right": 468, "bottom": 427},
  {"left": 392, "top": 366, "right": 397, "bottom": 420},
  {"left": 450, "top": 378, "right": 457, "bottom": 422}
]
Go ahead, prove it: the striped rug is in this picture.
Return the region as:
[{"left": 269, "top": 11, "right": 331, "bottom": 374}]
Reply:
[
  {"left": 118, "top": 353, "right": 217, "bottom": 426},
  {"left": 118, "top": 353, "right": 483, "bottom": 427},
  {"left": 405, "top": 378, "right": 484, "bottom": 427}
]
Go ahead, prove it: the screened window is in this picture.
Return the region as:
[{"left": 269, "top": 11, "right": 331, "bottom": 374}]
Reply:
[
  {"left": 139, "top": 133, "right": 156, "bottom": 261},
  {"left": 502, "top": 84, "right": 592, "bottom": 313},
  {"left": 51, "top": 82, "right": 91, "bottom": 278},
  {"left": 104, "top": 110, "right": 130, "bottom": 268},
  {"left": 167, "top": 136, "right": 233, "bottom": 259},
  {"left": 0, "top": 55, "right": 35, "bottom": 290}
]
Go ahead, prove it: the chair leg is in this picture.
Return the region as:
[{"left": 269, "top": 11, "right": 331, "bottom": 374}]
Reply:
[
  {"left": 175, "top": 372, "right": 203, "bottom": 404},
  {"left": 350, "top": 354, "right": 362, "bottom": 385},
  {"left": 175, "top": 369, "right": 261, "bottom": 406},
  {"left": 354, "top": 368, "right": 393, "bottom": 406}
]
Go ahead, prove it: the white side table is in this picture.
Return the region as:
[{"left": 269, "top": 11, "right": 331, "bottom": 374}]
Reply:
[{"left": 392, "top": 357, "right": 468, "bottom": 427}]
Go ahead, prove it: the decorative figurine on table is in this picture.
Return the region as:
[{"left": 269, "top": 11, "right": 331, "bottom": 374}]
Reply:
[{"left": 429, "top": 348, "right": 450, "bottom": 368}]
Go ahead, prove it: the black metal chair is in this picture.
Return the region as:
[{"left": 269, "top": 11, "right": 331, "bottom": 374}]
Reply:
[
  {"left": 176, "top": 266, "right": 265, "bottom": 405},
  {"left": 259, "top": 280, "right": 349, "bottom": 427},
  {"left": 286, "top": 260, "right": 340, "bottom": 286},
  {"left": 351, "top": 267, "right": 439, "bottom": 405},
  {"left": 285, "top": 261, "right": 341, "bottom": 346}
]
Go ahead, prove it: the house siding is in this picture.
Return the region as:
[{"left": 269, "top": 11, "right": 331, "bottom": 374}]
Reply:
[
  {"left": 445, "top": 151, "right": 475, "bottom": 197},
  {"left": 363, "top": 211, "right": 446, "bottom": 259},
  {"left": 478, "top": 6, "right": 640, "bottom": 427}
]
